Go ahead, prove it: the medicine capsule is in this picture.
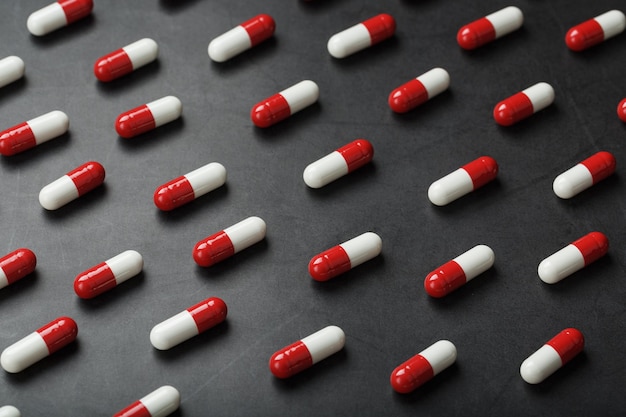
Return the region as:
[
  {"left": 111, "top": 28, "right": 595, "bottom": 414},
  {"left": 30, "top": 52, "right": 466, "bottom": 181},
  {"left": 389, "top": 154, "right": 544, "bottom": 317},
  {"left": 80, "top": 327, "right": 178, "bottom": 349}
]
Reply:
[
  {"left": 150, "top": 297, "right": 227, "bottom": 350},
  {"left": 208, "top": 14, "right": 276, "bottom": 62},
  {"left": 424, "top": 245, "right": 495, "bottom": 298},
  {"left": 39, "top": 161, "right": 105, "bottom": 210},
  {"left": 493, "top": 82, "right": 555, "bottom": 126},
  {"left": 269, "top": 325, "right": 345, "bottom": 379},
  {"left": 193, "top": 216, "right": 266, "bottom": 267},
  {"left": 0, "top": 111, "right": 69, "bottom": 156},
  {"left": 113, "top": 386, "right": 180, "bottom": 417},
  {"left": 327, "top": 13, "right": 396, "bottom": 59},
  {"left": 1, "top": 316, "right": 77, "bottom": 373},
  {"left": 0, "top": 405, "right": 21, "bottom": 417},
  {"left": 553, "top": 151, "right": 616, "bottom": 199},
  {"left": 457, "top": 6, "right": 524, "bottom": 50},
  {"left": 390, "top": 340, "right": 457, "bottom": 393},
  {"left": 303, "top": 139, "right": 373, "bottom": 188},
  {"left": 618, "top": 98, "right": 626, "bottom": 122},
  {"left": 250, "top": 80, "right": 319, "bottom": 128},
  {"left": 538, "top": 232, "right": 608, "bottom": 284},
  {"left": 0, "top": 248, "right": 37, "bottom": 290},
  {"left": 154, "top": 162, "right": 226, "bottom": 211},
  {"left": 94, "top": 38, "right": 158, "bottom": 82},
  {"left": 0, "top": 56, "right": 25, "bottom": 89},
  {"left": 115, "top": 96, "right": 182, "bottom": 139},
  {"left": 565, "top": 10, "right": 626, "bottom": 51},
  {"left": 73, "top": 250, "right": 143, "bottom": 299},
  {"left": 388, "top": 68, "right": 450, "bottom": 113},
  {"left": 27, "top": 0, "right": 93, "bottom": 36},
  {"left": 308, "top": 232, "right": 382, "bottom": 281},
  {"left": 428, "top": 156, "right": 498, "bottom": 206},
  {"left": 520, "top": 328, "right": 584, "bottom": 384}
]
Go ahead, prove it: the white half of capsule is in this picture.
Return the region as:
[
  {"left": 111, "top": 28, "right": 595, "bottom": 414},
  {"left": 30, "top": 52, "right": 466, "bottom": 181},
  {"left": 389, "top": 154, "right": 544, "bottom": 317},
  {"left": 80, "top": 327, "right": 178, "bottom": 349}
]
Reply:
[
  {"left": 139, "top": 386, "right": 181, "bottom": 417},
  {"left": 428, "top": 168, "right": 473, "bottom": 206},
  {"left": 28, "top": 110, "right": 69, "bottom": 145},
  {"left": 523, "top": 82, "right": 555, "bottom": 113},
  {"left": 485, "top": 6, "right": 524, "bottom": 38},
  {"left": 27, "top": 2, "right": 68, "bottom": 36},
  {"left": 453, "top": 245, "right": 495, "bottom": 282},
  {"left": 224, "top": 216, "right": 267, "bottom": 253},
  {"left": 1, "top": 332, "right": 50, "bottom": 373},
  {"left": 538, "top": 244, "right": 584, "bottom": 284},
  {"left": 39, "top": 175, "right": 79, "bottom": 210},
  {"left": 184, "top": 162, "right": 227, "bottom": 198},
  {"left": 146, "top": 96, "right": 182, "bottom": 127},
  {"left": 303, "top": 151, "right": 348, "bottom": 188},
  {"left": 418, "top": 68, "right": 450, "bottom": 99},
  {"left": 340, "top": 232, "right": 382, "bottom": 268},
  {"left": 150, "top": 310, "right": 199, "bottom": 350},
  {"left": 0, "top": 56, "right": 25, "bottom": 89},
  {"left": 0, "top": 405, "right": 21, "bottom": 417},
  {"left": 594, "top": 10, "right": 626, "bottom": 39},
  {"left": 553, "top": 164, "right": 593, "bottom": 199},
  {"left": 327, "top": 23, "right": 372, "bottom": 58},
  {"left": 280, "top": 80, "right": 319, "bottom": 114},
  {"left": 520, "top": 344, "right": 563, "bottom": 384},
  {"left": 208, "top": 26, "right": 251, "bottom": 62},
  {"left": 106, "top": 250, "right": 143, "bottom": 284},
  {"left": 419, "top": 340, "right": 457, "bottom": 375},
  {"left": 124, "top": 38, "right": 159, "bottom": 69},
  {"left": 301, "top": 325, "right": 346, "bottom": 364}
]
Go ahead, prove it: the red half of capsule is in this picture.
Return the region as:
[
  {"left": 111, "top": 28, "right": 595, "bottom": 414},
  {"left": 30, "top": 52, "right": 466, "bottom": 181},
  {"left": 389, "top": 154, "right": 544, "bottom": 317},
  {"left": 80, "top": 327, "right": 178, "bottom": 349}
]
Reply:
[
  {"left": 0, "top": 122, "right": 35, "bottom": 156},
  {"left": 193, "top": 232, "right": 235, "bottom": 267},
  {"left": 38, "top": 317, "right": 78, "bottom": 354},
  {"left": 188, "top": 297, "right": 228, "bottom": 333},
  {"left": 457, "top": 18, "right": 496, "bottom": 50},
  {"left": 424, "top": 260, "right": 466, "bottom": 298},
  {"left": 242, "top": 14, "right": 276, "bottom": 46},
  {"left": 114, "top": 402, "right": 149, "bottom": 417},
  {"left": 493, "top": 92, "right": 534, "bottom": 126},
  {"left": 59, "top": 0, "right": 93, "bottom": 24},
  {"left": 545, "top": 328, "right": 585, "bottom": 364},
  {"left": 74, "top": 263, "right": 116, "bottom": 299},
  {"left": 390, "top": 354, "right": 434, "bottom": 393},
  {"left": 94, "top": 49, "right": 133, "bottom": 82},
  {"left": 618, "top": 99, "right": 626, "bottom": 122},
  {"left": 0, "top": 248, "right": 37, "bottom": 285},
  {"left": 571, "top": 232, "right": 609, "bottom": 266},
  {"left": 388, "top": 79, "right": 429, "bottom": 113},
  {"left": 338, "top": 139, "right": 374, "bottom": 172},
  {"left": 580, "top": 151, "right": 616, "bottom": 184},
  {"left": 250, "top": 94, "right": 291, "bottom": 128},
  {"left": 565, "top": 19, "right": 604, "bottom": 51},
  {"left": 308, "top": 246, "right": 351, "bottom": 282},
  {"left": 462, "top": 156, "right": 499, "bottom": 189},
  {"left": 115, "top": 105, "right": 156, "bottom": 138},
  {"left": 67, "top": 161, "right": 106, "bottom": 195},
  {"left": 361, "top": 13, "right": 396, "bottom": 45},
  {"left": 269, "top": 341, "right": 313, "bottom": 379},
  {"left": 153, "top": 176, "right": 195, "bottom": 211}
]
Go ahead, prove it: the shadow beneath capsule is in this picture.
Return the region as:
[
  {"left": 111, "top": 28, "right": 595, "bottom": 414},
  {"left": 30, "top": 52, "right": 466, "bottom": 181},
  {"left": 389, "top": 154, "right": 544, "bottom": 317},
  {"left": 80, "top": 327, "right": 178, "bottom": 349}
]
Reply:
[
  {"left": 457, "top": 27, "right": 529, "bottom": 60},
  {"left": 0, "top": 132, "right": 71, "bottom": 170},
  {"left": 116, "top": 118, "right": 185, "bottom": 153},
  {"left": 495, "top": 105, "right": 561, "bottom": 139},
  {"left": 29, "top": 15, "right": 95, "bottom": 48},
  {"left": 95, "top": 61, "right": 162, "bottom": 96},
  {"left": 310, "top": 255, "right": 385, "bottom": 293},
  {"left": 541, "top": 255, "right": 613, "bottom": 296},
  {"left": 329, "top": 36, "right": 401, "bottom": 70},
  {"left": 155, "top": 185, "right": 230, "bottom": 225},
  {"left": 194, "top": 240, "right": 270, "bottom": 280},
  {"left": 304, "top": 163, "right": 377, "bottom": 200},
  {"left": 152, "top": 321, "right": 230, "bottom": 362},
  {"left": 392, "top": 363, "right": 460, "bottom": 404},
  {"left": 425, "top": 267, "right": 499, "bottom": 309},
  {"left": 428, "top": 179, "right": 503, "bottom": 217},
  {"left": 0, "top": 271, "right": 39, "bottom": 302},
  {"left": 251, "top": 103, "right": 322, "bottom": 142},
  {"left": 554, "top": 174, "right": 620, "bottom": 209},
  {"left": 390, "top": 90, "right": 454, "bottom": 124},
  {"left": 210, "top": 38, "right": 278, "bottom": 76},
  {"left": 523, "top": 351, "right": 588, "bottom": 395},
  {"left": 298, "top": 0, "right": 346, "bottom": 12},
  {"left": 4, "top": 340, "right": 80, "bottom": 384},
  {"left": 40, "top": 183, "right": 109, "bottom": 222},
  {"left": 75, "top": 272, "right": 146, "bottom": 311},
  {"left": 158, "top": 0, "right": 203, "bottom": 13},
  {"left": 271, "top": 348, "right": 349, "bottom": 390},
  {"left": 0, "top": 77, "right": 27, "bottom": 103}
]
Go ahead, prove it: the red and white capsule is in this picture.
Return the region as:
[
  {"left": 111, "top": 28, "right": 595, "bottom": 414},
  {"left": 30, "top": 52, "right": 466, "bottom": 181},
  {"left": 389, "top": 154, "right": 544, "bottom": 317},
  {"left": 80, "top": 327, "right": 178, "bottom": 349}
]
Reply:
[
  {"left": 553, "top": 151, "right": 616, "bottom": 199},
  {"left": 388, "top": 68, "right": 450, "bottom": 113},
  {"left": 39, "top": 161, "right": 105, "bottom": 210},
  {"left": 538, "top": 232, "right": 608, "bottom": 284},
  {"left": 154, "top": 162, "right": 226, "bottom": 211},
  {"left": 327, "top": 13, "right": 396, "bottom": 59},
  {"left": 308, "top": 232, "right": 382, "bottom": 281},
  {"left": 269, "top": 325, "right": 345, "bottom": 379},
  {"left": 193, "top": 216, "right": 266, "bottom": 267},
  {"left": 113, "top": 386, "right": 180, "bottom": 417},
  {"left": 457, "top": 6, "right": 524, "bottom": 50},
  {"left": 0, "top": 248, "right": 37, "bottom": 290},
  {"left": 150, "top": 297, "right": 227, "bottom": 350},
  {"left": 493, "top": 82, "right": 555, "bottom": 126},
  {"left": 520, "top": 328, "right": 584, "bottom": 384},
  {"left": 27, "top": 0, "right": 93, "bottom": 36},
  {"left": 1, "top": 317, "right": 77, "bottom": 373},
  {"left": 303, "top": 139, "right": 373, "bottom": 188},
  {"left": 390, "top": 340, "right": 457, "bottom": 393},
  {"left": 250, "top": 80, "right": 319, "bottom": 128},
  {"left": 0, "top": 111, "right": 69, "bottom": 156},
  {"left": 208, "top": 14, "right": 276, "bottom": 62},
  {"left": 0, "top": 56, "right": 25, "bottom": 89},
  {"left": 94, "top": 38, "right": 159, "bottom": 82},
  {"left": 565, "top": 10, "right": 626, "bottom": 51},
  {"left": 115, "top": 96, "right": 182, "bottom": 139},
  {"left": 73, "top": 250, "right": 143, "bottom": 299},
  {"left": 428, "top": 156, "right": 498, "bottom": 206}
]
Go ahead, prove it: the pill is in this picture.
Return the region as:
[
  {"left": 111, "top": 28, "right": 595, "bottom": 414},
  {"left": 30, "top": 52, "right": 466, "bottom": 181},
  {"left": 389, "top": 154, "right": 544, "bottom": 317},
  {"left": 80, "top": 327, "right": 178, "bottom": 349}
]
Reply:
[
  {"left": 250, "top": 80, "right": 319, "bottom": 128},
  {"left": 0, "top": 248, "right": 36, "bottom": 290},
  {"left": 457, "top": 6, "right": 524, "bottom": 50},
  {"left": 553, "top": 151, "right": 616, "bottom": 199},
  {"left": 0, "top": 405, "right": 20, "bottom": 417},
  {"left": 27, "top": 0, "right": 93, "bottom": 36},
  {"left": 618, "top": 98, "right": 626, "bottom": 122},
  {"left": 390, "top": 340, "right": 457, "bottom": 393},
  {"left": 39, "top": 161, "right": 105, "bottom": 210},
  {"left": 308, "top": 232, "right": 382, "bottom": 281},
  {"left": 388, "top": 68, "right": 450, "bottom": 113},
  {"left": 150, "top": 297, "right": 227, "bottom": 350},
  {"left": 153, "top": 162, "right": 226, "bottom": 211},
  {"left": 73, "top": 250, "right": 143, "bottom": 299},
  {"left": 193, "top": 216, "right": 266, "bottom": 267},
  {"left": 115, "top": 96, "right": 182, "bottom": 139},
  {"left": 0, "top": 111, "right": 69, "bottom": 156},
  {"left": 520, "top": 328, "right": 584, "bottom": 384},
  {"left": 1, "top": 316, "right": 77, "bottom": 373},
  {"left": 113, "top": 386, "right": 180, "bottom": 417},
  {"left": 538, "top": 232, "right": 608, "bottom": 284},
  {"left": 303, "top": 139, "right": 373, "bottom": 188},
  {"left": 327, "top": 13, "right": 396, "bottom": 59},
  {"left": 208, "top": 14, "right": 276, "bottom": 62},
  {"left": 428, "top": 156, "right": 498, "bottom": 206},
  {"left": 94, "top": 38, "right": 159, "bottom": 82},
  {"left": 424, "top": 245, "right": 494, "bottom": 298},
  {"left": 269, "top": 325, "right": 345, "bottom": 378},
  {"left": 565, "top": 10, "right": 626, "bottom": 51},
  {"left": 493, "top": 82, "right": 555, "bottom": 126},
  {"left": 0, "top": 56, "right": 25, "bottom": 89}
]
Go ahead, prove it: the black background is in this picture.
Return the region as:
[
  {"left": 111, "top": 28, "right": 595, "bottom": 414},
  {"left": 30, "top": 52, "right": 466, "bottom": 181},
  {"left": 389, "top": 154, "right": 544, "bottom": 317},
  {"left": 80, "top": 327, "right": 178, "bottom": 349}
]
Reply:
[{"left": 1, "top": 0, "right": 625, "bottom": 416}]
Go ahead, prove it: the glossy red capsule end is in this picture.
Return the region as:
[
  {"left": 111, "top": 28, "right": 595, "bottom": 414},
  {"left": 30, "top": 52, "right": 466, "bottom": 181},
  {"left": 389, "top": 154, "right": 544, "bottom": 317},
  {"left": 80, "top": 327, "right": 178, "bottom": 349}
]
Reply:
[
  {"left": 572, "top": 231, "right": 609, "bottom": 266},
  {"left": 462, "top": 156, "right": 499, "bottom": 189},
  {"left": 545, "top": 328, "right": 584, "bottom": 364},
  {"left": 565, "top": 20, "right": 604, "bottom": 51},
  {"left": 388, "top": 79, "right": 429, "bottom": 113},
  {"left": 115, "top": 105, "right": 156, "bottom": 138},
  {"left": 242, "top": 14, "right": 276, "bottom": 46},
  {"left": 67, "top": 161, "right": 105, "bottom": 196},
  {"left": 269, "top": 341, "right": 313, "bottom": 379},
  {"left": 94, "top": 49, "right": 133, "bottom": 82},
  {"left": 338, "top": 139, "right": 374, "bottom": 172},
  {"left": 59, "top": 0, "right": 93, "bottom": 24},
  {"left": 153, "top": 176, "right": 195, "bottom": 211},
  {"left": 308, "top": 246, "right": 352, "bottom": 282},
  {"left": 493, "top": 92, "right": 534, "bottom": 126},
  {"left": 362, "top": 13, "right": 396, "bottom": 45},
  {"left": 0, "top": 248, "right": 37, "bottom": 285},
  {"left": 580, "top": 151, "right": 616, "bottom": 184},
  {"left": 250, "top": 94, "right": 291, "bottom": 128},
  {"left": 390, "top": 354, "right": 434, "bottom": 393},
  {"left": 74, "top": 262, "right": 116, "bottom": 299},
  {"left": 0, "top": 122, "right": 36, "bottom": 156},
  {"left": 193, "top": 231, "right": 235, "bottom": 267},
  {"left": 37, "top": 316, "right": 78, "bottom": 354},
  {"left": 457, "top": 18, "right": 496, "bottom": 50},
  {"left": 114, "top": 401, "right": 150, "bottom": 417},
  {"left": 618, "top": 98, "right": 626, "bottom": 122},
  {"left": 188, "top": 297, "right": 228, "bottom": 333},
  {"left": 424, "top": 260, "right": 466, "bottom": 298}
]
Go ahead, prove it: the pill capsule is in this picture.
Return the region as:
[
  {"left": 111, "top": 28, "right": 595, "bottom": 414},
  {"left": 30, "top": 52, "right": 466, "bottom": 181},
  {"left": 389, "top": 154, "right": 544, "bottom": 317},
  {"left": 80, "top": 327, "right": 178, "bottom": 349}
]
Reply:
[
  {"left": 565, "top": 10, "right": 626, "bottom": 51},
  {"left": 269, "top": 325, "right": 345, "bottom": 378},
  {"left": 250, "top": 80, "right": 319, "bottom": 128},
  {"left": 493, "top": 82, "right": 555, "bottom": 126},
  {"left": 388, "top": 68, "right": 450, "bottom": 113},
  {"left": 457, "top": 6, "right": 524, "bottom": 50},
  {"left": 1, "top": 316, "right": 77, "bottom": 373},
  {"left": 73, "top": 250, "right": 143, "bottom": 299},
  {"left": 113, "top": 386, "right": 180, "bottom": 417},
  {"left": 193, "top": 216, "right": 266, "bottom": 267},
  {"left": 27, "top": 0, "right": 93, "bottom": 36},
  {"left": 390, "top": 340, "right": 457, "bottom": 393},
  {"left": 0, "top": 248, "right": 37, "bottom": 290},
  {"left": 208, "top": 14, "right": 276, "bottom": 62},
  {"left": 94, "top": 38, "right": 159, "bottom": 82},
  {"left": 150, "top": 297, "right": 227, "bottom": 350},
  {"left": 154, "top": 162, "right": 226, "bottom": 211},
  {"left": 0, "top": 56, "right": 25, "bottom": 89},
  {"left": 428, "top": 156, "right": 498, "bottom": 206},
  {"left": 115, "top": 96, "right": 182, "bottom": 139},
  {"left": 553, "top": 151, "right": 616, "bottom": 199},
  {"left": 0, "top": 405, "right": 21, "bottom": 417},
  {"left": 520, "top": 328, "right": 584, "bottom": 384},
  {"left": 0, "top": 111, "right": 69, "bottom": 156},
  {"left": 618, "top": 98, "right": 626, "bottom": 122},
  {"left": 303, "top": 139, "right": 373, "bottom": 188},
  {"left": 538, "top": 232, "right": 608, "bottom": 284},
  {"left": 39, "top": 161, "right": 105, "bottom": 210},
  {"left": 308, "top": 232, "right": 382, "bottom": 281},
  {"left": 327, "top": 13, "right": 396, "bottom": 59}
]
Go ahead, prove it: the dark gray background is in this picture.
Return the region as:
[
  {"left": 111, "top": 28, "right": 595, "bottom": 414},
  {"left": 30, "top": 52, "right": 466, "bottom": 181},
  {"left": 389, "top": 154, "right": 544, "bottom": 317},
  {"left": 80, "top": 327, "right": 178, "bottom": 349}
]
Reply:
[{"left": 0, "top": 0, "right": 625, "bottom": 415}]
